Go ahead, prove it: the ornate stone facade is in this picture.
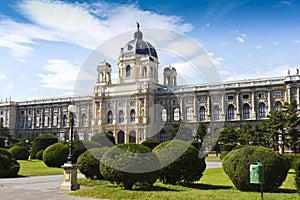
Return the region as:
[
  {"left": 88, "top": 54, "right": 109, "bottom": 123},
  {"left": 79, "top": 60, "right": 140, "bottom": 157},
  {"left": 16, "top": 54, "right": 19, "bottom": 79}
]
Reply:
[{"left": 1, "top": 26, "right": 299, "bottom": 143}]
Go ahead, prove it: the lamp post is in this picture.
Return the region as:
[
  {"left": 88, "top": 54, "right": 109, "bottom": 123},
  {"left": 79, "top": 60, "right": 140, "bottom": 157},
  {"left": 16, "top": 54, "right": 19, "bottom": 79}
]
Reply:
[
  {"left": 60, "top": 103, "right": 80, "bottom": 191},
  {"left": 278, "top": 128, "right": 284, "bottom": 154}
]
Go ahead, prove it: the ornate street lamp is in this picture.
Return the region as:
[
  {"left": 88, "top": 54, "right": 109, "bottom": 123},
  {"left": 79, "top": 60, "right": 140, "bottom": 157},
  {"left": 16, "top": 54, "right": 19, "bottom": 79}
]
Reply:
[
  {"left": 60, "top": 103, "right": 80, "bottom": 191},
  {"left": 278, "top": 128, "right": 284, "bottom": 154}
]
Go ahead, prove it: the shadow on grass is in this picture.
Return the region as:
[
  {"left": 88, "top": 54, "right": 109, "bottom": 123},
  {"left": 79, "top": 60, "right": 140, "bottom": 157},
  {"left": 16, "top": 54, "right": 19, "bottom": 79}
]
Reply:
[
  {"left": 269, "top": 188, "right": 298, "bottom": 194},
  {"left": 179, "top": 182, "right": 232, "bottom": 190},
  {"left": 133, "top": 185, "right": 179, "bottom": 192}
]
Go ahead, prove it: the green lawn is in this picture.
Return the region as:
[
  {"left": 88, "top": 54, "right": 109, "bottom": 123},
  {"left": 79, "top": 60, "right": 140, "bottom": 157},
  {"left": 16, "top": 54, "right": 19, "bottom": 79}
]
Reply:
[
  {"left": 18, "top": 159, "right": 63, "bottom": 176},
  {"left": 70, "top": 168, "right": 299, "bottom": 200},
  {"left": 205, "top": 156, "right": 221, "bottom": 162}
]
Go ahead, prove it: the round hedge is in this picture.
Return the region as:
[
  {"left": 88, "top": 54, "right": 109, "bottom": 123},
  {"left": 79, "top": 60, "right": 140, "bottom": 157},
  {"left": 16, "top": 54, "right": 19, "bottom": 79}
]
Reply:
[
  {"left": 36, "top": 150, "right": 44, "bottom": 160},
  {"left": 141, "top": 139, "right": 160, "bottom": 150},
  {"left": 100, "top": 143, "right": 160, "bottom": 190},
  {"left": 91, "top": 132, "right": 115, "bottom": 147},
  {"left": 70, "top": 140, "right": 87, "bottom": 163},
  {"left": 77, "top": 147, "right": 110, "bottom": 180},
  {"left": 9, "top": 145, "right": 29, "bottom": 160},
  {"left": 43, "top": 143, "right": 68, "bottom": 168},
  {"left": 222, "top": 146, "right": 290, "bottom": 192},
  {"left": 30, "top": 134, "right": 58, "bottom": 159},
  {"left": 153, "top": 140, "right": 206, "bottom": 184},
  {"left": 0, "top": 148, "right": 20, "bottom": 177}
]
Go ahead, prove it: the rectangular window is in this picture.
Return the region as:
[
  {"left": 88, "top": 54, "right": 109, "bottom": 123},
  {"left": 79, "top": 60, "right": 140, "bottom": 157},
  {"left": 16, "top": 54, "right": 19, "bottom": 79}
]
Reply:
[
  {"left": 258, "top": 92, "right": 266, "bottom": 99},
  {"left": 212, "top": 96, "right": 220, "bottom": 102},
  {"left": 275, "top": 91, "right": 282, "bottom": 98},
  {"left": 242, "top": 94, "right": 249, "bottom": 99},
  {"left": 118, "top": 101, "right": 124, "bottom": 107},
  {"left": 185, "top": 98, "right": 193, "bottom": 104},
  {"left": 129, "top": 101, "right": 136, "bottom": 106},
  {"left": 160, "top": 99, "right": 166, "bottom": 105},
  {"left": 199, "top": 96, "right": 206, "bottom": 103},
  {"left": 172, "top": 99, "right": 179, "bottom": 105},
  {"left": 227, "top": 95, "right": 234, "bottom": 101},
  {"left": 106, "top": 102, "right": 112, "bottom": 108}
]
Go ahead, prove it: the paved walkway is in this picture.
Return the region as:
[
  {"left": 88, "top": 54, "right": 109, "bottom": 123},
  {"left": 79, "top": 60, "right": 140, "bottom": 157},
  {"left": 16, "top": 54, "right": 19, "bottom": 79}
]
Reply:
[
  {"left": 0, "top": 161, "right": 221, "bottom": 200},
  {"left": 0, "top": 174, "right": 96, "bottom": 200}
]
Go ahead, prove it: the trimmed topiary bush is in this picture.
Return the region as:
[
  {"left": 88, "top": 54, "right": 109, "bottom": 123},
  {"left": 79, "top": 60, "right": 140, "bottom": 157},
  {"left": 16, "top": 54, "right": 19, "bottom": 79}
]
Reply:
[
  {"left": 295, "top": 159, "right": 300, "bottom": 194},
  {"left": 70, "top": 140, "right": 87, "bottom": 163},
  {"left": 100, "top": 143, "right": 160, "bottom": 190},
  {"left": 30, "top": 134, "right": 58, "bottom": 159},
  {"left": 283, "top": 154, "right": 300, "bottom": 170},
  {"left": 43, "top": 143, "right": 68, "bottom": 168},
  {"left": 36, "top": 150, "right": 44, "bottom": 160},
  {"left": 222, "top": 146, "right": 290, "bottom": 192},
  {"left": 9, "top": 145, "right": 29, "bottom": 160},
  {"left": 141, "top": 139, "right": 160, "bottom": 150},
  {"left": 222, "top": 143, "right": 236, "bottom": 151},
  {"left": 220, "top": 151, "right": 230, "bottom": 160},
  {"left": 0, "top": 148, "right": 20, "bottom": 177},
  {"left": 77, "top": 147, "right": 110, "bottom": 180},
  {"left": 153, "top": 139, "right": 206, "bottom": 184},
  {"left": 91, "top": 132, "right": 115, "bottom": 147}
]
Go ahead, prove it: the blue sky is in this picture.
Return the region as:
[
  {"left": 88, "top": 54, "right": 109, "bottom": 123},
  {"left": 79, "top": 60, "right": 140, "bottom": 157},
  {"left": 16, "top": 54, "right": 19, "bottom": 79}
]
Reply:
[{"left": 1, "top": 0, "right": 300, "bottom": 101}]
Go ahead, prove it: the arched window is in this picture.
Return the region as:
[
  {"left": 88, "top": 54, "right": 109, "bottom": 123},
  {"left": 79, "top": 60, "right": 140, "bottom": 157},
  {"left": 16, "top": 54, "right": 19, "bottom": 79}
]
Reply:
[
  {"left": 117, "top": 131, "right": 125, "bottom": 144},
  {"left": 162, "top": 108, "right": 167, "bottom": 122},
  {"left": 119, "top": 110, "right": 124, "bottom": 123},
  {"left": 186, "top": 107, "right": 193, "bottom": 121},
  {"left": 0, "top": 117, "right": 3, "bottom": 126},
  {"left": 130, "top": 110, "right": 135, "bottom": 123},
  {"left": 143, "top": 67, "right": 147, "bottom": 77},
  {"left": 27, "top": 117, "right": 32, "bottom": 128},
  {"left": 227, "top": 104, "right": 235, "bottom": 120},
  {"left": 107, "top": 111, "right": 113, "bottom": 124},
  {"left": 126, "top": 65, "right": 131, "bottom": 77},
  {"left": 213, "top": 105, "right": 220, "bottom": 120},
  {"left": 243, "top": 104, "right": 250, "bottom": 119},
  {"left": 160, "top": 130, "right": 167, "bottom": 142},
  {"left": 62, "top": 114, "right": 68, "bottom": 127},
  {"left": 275, "top": 101, "right": 282, "bottom": 111},
  {"left": 173, "top": 108, "right": 180, "bottom": 122},
  {"left": 129, "top": 131, "right": 136, "bottom": 143},
  {"left": 81, "top": 114, "right": 87, "bottom": 126},
  {"left": 199, "top": 106, "right": 206, "bottom": 121},
  {"left": 44, "top": 116, "right": 49, "bottom": 127},
  {"left": 52, "top": 115, "right": 58, "bottom": 127},
  {"left": 259, "top": 103, "right": 266, "bottom": 118}
]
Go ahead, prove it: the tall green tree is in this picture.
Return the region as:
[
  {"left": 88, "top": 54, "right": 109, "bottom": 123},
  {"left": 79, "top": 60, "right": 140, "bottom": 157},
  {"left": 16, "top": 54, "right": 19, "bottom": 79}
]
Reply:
[
  {"left": 195, "top": 122, "right": 207, "bottom": 143},
  {"left": 0, "top": 125, "right": 11, "bottom": 145},
  {"left": 218, "top": 126, "right": 238, "bottom": 144},
  {"left": 267, "top": 100, "right": 300, "bottom": 153}
]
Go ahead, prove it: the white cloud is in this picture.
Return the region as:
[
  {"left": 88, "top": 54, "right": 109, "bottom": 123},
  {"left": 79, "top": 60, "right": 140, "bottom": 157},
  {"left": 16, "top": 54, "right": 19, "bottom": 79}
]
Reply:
[
  {"left": 235, "top": 36, "right": 245, "bottom": 43},
  {"left": 37, "top": 59, "right": 80, "bottom": 90},
  {"left": 0, "top": 0, "right": 192, "bottom": 62},
  {"left": 0, "top": 71, "right": 6, "bottom": 80}
]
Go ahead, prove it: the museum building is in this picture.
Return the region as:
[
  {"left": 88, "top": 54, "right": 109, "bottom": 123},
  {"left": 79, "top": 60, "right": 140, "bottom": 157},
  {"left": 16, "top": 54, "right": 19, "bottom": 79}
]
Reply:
[{"left": 1, "top": 25, "right": 299, "bottom": 144}]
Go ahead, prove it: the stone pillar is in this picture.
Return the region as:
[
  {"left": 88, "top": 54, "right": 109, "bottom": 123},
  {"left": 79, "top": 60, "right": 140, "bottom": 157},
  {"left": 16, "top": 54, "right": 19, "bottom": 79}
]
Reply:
[{"left": 60, "top": 163, "right": 80, "bottom": 191}]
